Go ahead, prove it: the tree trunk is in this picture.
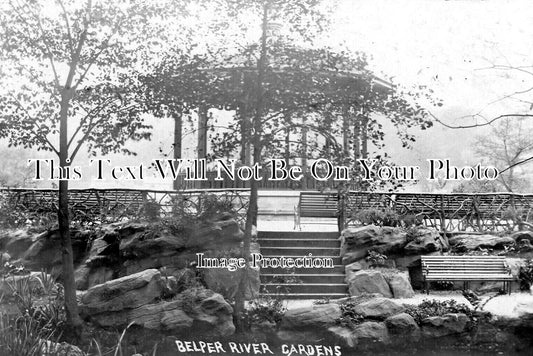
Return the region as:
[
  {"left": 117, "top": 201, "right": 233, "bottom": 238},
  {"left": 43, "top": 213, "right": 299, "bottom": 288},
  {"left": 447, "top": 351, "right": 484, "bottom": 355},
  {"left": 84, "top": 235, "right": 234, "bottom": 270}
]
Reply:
[
  {"left": 197, "top": 105, "right": 209, "bottom": 188},
  {"left": 58, "top": 92, "right": 83, "bottom": 333},
  {"left": 284, "top": 127, "right": 290, "bottom": 167},
  {"left": 354, "top": 109, "right": 361, "bottom": 161},
  {"left": 173, "top": 113, "right": 182, "bottom": 191},
  {"left": 239, "top": 102, "right": 251, "bottom": 167},
  {"left": 361, "top": 115, "right": 368, "bottom": 159},
  {"left": 342, "top": 107, "right": 350, "bottom": 162},
  {"left": 301, "top": 124, "right": 308, "bottom": 190},
  {"left": 234, "top": 2, "right": 269, "bottom": 332}
]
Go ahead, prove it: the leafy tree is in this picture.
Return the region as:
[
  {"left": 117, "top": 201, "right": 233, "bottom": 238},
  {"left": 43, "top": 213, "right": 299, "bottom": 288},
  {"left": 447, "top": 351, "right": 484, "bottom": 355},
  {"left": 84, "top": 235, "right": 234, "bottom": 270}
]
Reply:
[
  {"left": 0, "top": 0, "right": 190, "bottom": 332},
  {"left": 206, "top": 0, "right": 334, "bottom": 330}
]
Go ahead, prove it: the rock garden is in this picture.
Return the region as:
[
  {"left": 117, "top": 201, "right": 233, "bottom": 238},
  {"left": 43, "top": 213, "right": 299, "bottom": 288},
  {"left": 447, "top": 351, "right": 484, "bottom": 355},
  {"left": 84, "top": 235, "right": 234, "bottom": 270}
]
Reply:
[{"left": 1, "top": 201, "right": 533, "bottom": 355}]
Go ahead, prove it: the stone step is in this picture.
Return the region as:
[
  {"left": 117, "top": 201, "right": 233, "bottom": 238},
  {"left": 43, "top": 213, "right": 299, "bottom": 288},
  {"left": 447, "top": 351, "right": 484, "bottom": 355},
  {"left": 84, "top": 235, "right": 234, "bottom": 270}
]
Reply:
[
  {"left": 261, "top": 274, "right": 345, "bottom": 284},
  {"left": 258, "top": 231, "right": 339, "bottom": 240},
  {"left": 260, "top": 265, "right": 345, "bottom": 274},
  {"left": 259, "top": 238, "right": 340, "bottom": 248},
  {"left": 260, "top": 247, "right": 341, "bottom": 257},
  {"left": 260, "top": 283, "right": 348, "bottom": 294},
  {"left": 258, "top": 293, "right": 348, "bottom": 300},
  {"left": 258, "top": 255, "right": 342, "bottom": 265}
]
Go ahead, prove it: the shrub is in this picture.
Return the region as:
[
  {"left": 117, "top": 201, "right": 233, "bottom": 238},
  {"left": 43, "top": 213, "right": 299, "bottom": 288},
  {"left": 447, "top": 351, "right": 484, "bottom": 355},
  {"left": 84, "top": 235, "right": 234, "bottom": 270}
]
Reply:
[
  {"left": 405, "top": 226, "right": 420, "bottom": 243},
  {"left": 354, "top": 208, "right": 401, "bottom": 227},
  {"left": 404, "top": 299, "right": 474, "bottom": 325},
  {"left": 0, "top": 314, "right": 58, "bottom": 356},
  {"left": 336, "top": 295, "right": 375, "bottom": 329},
  {"left": 248, "top": 297, "right": 286, "bottom": 325},
  {"left": 366, "top": 250, "right": 388, "bottom": 268}
]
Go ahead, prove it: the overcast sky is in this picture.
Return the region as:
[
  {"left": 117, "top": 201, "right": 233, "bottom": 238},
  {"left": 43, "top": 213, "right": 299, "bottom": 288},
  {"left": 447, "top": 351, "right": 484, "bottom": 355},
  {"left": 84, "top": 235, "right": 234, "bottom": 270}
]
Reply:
[{"left": 2, "top": 0, "right": 532, "bottom": 190}]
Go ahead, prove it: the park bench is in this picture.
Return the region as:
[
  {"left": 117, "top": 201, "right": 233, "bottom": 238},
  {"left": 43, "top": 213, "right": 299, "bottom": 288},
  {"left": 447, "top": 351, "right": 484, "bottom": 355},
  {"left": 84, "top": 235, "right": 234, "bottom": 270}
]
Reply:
[
  {"left": 421, "top": 255, "right": 514, "bottom": 295},
  {"left": 294, "top": 192, "right": 340, "bottom": 230}
]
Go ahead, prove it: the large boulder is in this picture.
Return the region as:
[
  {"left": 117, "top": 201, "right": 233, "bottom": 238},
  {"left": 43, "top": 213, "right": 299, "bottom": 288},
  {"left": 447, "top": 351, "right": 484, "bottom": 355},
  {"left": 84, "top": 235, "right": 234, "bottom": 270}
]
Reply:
[
  {"left": 280, "top": 304, "right": 341, "bottom": 330},
  {"left": 385, "top": 312, "right": 420, "bottom": 338},
  {"left": 14, "top": 229, "right": 89, "bottom": 272},
  {"left": 346, "top": 270, "right": 392, "bottom": 298},
  {"left": 351, "top": 298, "right": 405, "bottom": 319},
  {"left": 85, "top": 237, "right": 116, "bottom": 267},
  {"left": 0, "top": 229, "right": 35, "bottom": 259},
  {"left": 404, "top": 228, "right": 446, "bottom": 254},
  {"left": 383, "top": 271, "right": 415, "bottom": 298},
  {"left": 80, "top": 269, "right": 165, "bottom": 315},
  {"left": 421, "top": 313, "right": 469, "bottom": 338},
  {"left": 340, "top": 225, "right": 407, "bottom": 263},
  {"left": 352, "top": 321, "right": 390, "bottom": 345},
  {"left": 449, "top": 234, "right": 515, "bottom": 251},
  {"left": 327, "top": 326, "right": 357, "bottom": 347},
  {"left": 88, "top": 287, "right": 234, "bottom": 337},
  {"left": 119, "top": 231, "right": 186, "bottom": 259}
]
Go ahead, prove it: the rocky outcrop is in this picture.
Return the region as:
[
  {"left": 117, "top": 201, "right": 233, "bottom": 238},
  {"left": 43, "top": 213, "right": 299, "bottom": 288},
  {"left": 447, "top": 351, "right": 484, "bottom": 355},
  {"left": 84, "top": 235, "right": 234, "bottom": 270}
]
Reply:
[
  {"left": 89, "top": 288, "right": 234, "bottom": 337},
  {"left": 345, "top": 268, "right": 415, "bottom": 298},
  {"left": 353, "top": 321, "right": 390, "bottom": 345},
  {"left": 421, "top": 313, "right": 469, "bottom": 338},
  {"left": 449, "top": 234, "right": 515, "bottom": 251},
  {"left": 0, "top": 228, "right": 92, "bottom": 279},
  {"left": 280, "top": 303, "right": 341, "bottom": 329},
  {"left": 404, "top": 228, "right": 447, "bottom": 254},
  {"left": 340, "top": 225, "right": 407, "bottom": 264},
  {"left": 346, "top": 269, "right": 393, "bottom": 298},
  {"left": 69, "top": 218, "right": 259, "bottom": 298},
  {"left": 327, "top": 326, "right": 357, "bottom": 347},
  {"left": 277, "top": 304, "right": 342, "bottom": 343},
  {"left": 0, "top": 229, "right": 35, "bottom": 258},
  {"left": 351, "top": 298, "right": 405, "bottom": 319},
  {"left": 385, "top": 313, "right": 420, "bottom": 338},
  {"left": 383, "top": 271, "right": 415, "bottom": 298},
  {"left": 79, "top": 268, "right": 234, "bottom": 336},
  {"left": 80, "top": 269, "right": 165, "bottom": 315}
]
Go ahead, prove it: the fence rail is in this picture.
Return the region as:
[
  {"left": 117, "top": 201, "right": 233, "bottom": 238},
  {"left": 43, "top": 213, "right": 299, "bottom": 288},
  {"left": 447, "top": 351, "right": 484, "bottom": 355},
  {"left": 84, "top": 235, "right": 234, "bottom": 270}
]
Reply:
[
  {"left": 343, "top": 191, "right": 533, "bottom": 232},
  {"left": 0, "top": 188, "right": 250, "bottom": 226},
  {"left": 1, "top": 188, "right": 532, "bottom": 232}
]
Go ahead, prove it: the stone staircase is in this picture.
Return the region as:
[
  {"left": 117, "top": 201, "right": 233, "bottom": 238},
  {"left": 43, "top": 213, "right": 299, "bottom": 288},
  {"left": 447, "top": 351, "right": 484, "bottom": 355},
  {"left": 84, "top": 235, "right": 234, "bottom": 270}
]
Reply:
[{"left": 258, "top": 231, "right": 348, "bottom": 299}]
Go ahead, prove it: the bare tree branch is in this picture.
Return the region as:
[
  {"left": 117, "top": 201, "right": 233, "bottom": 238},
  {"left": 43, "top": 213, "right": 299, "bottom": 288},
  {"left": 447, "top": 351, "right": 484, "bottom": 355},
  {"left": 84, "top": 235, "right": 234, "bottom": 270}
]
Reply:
[{"left": 430, "top": 111, "right": 533, "bottom": 129}]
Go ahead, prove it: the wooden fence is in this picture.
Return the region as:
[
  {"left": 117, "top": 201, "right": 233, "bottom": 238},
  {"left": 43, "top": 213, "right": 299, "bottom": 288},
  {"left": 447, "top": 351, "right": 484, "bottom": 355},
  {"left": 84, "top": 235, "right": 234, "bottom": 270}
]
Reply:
[
  {"left": 1, "top": 188, "right": 532, "bottom": 232},
  {"left": 0, "top": 188, "right": 250, "bottom": 226},
  {"left": 343, "top": 191, "right": 533, "bottom": 232}
]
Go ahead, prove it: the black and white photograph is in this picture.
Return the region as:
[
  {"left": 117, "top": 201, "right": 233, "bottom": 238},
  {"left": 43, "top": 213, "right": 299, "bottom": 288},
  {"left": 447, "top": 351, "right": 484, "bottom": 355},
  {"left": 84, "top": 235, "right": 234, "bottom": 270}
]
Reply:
[{"left": 1, "top": 0, "right": 533, "bottom": 355}]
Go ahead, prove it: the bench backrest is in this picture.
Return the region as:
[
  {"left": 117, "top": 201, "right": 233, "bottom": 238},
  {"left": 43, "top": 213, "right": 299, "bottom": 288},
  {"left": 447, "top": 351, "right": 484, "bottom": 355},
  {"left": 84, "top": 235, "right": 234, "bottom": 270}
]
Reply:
[
  {"left": 421, "top": 255, "right": 511, "bottom": 277},
  {"left": 299, "top": 192, "right": 339, "bottom": 218}
]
